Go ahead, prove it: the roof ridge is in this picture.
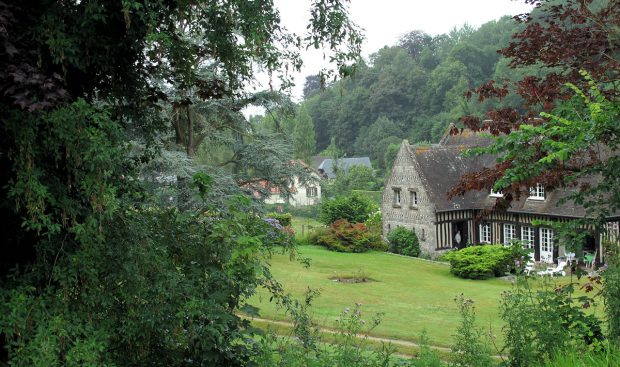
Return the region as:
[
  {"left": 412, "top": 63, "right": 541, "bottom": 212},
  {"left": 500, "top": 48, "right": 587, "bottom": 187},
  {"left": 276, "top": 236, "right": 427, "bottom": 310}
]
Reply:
[{"left": 438, "top": 123, "right": 457, "bottom": 146}]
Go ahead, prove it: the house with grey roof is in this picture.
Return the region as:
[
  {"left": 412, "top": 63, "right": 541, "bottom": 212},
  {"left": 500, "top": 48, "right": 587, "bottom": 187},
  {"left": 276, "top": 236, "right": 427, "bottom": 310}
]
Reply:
[
  {"left": 317, "top": 157, "right": 372, "bottom": 179},
  {"left": 382, "top": 126, "right": 619, "bottom": 264}
]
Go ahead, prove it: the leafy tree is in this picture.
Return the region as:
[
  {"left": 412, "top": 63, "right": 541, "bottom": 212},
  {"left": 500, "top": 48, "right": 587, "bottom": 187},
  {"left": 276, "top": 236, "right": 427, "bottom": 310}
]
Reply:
[
  {"left": 346, "top": 165, "right": 380, "bottom": 191},
  {"left": 303, "top": 18, "right": 526, "bottom": 157},
  {"left": 303, "top": 74, "right": 322, "bottom": 99},
  {"left": 321, "top": 165, "right": 381, "bottom": 198},
  {"left": 451, "top": 0, "right": 620, "bottom": 344},
  {"left": 319, "top": 137, "right": 344, "bottom": 158},
  {"left": 0, "top": 0, "right": 363, "bottom": 364},
  {"left": 355, "top": 116, "right": 403, "bottom": 168},
  {"left": 292, "top": 105, "right": 317, "bottom": 164},
  {"left": 453, "top": 0, "right": 620, "bottom": 225},
  {"left": 319, "top": 193, "right": 378, "bottom": 225},
  {"left": 383, "top": 142, "right": 402, "bottom": 171},
  {"left": 399, "top": 30, "right": 433, "bottom": 60}
]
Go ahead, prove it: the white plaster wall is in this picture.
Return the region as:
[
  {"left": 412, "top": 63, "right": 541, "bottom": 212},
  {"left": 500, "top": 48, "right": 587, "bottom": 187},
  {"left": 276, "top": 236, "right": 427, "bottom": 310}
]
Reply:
[{"left": 264, "top": 175, "right": 322, "bottom": 207}]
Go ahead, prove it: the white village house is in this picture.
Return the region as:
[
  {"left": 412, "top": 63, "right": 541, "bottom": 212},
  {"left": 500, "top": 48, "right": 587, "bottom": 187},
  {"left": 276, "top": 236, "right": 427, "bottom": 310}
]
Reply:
[{"left": 263, "top": 161, "right": 322, "bottom": 207}]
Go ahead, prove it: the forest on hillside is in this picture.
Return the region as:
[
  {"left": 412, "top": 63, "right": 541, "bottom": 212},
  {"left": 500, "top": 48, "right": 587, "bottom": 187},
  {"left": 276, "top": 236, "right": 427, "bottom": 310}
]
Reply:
[{"left": 256, "top": 8, "right": 559, "bottom": 172}]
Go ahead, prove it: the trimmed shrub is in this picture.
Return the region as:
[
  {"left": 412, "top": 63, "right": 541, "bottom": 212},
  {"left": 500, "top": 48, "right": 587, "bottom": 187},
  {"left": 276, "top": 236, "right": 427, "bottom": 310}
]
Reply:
[
  {"left": 266, "top": 212, "right": 292, "bottom": 227},
  {"left": 314, "top": 219, "right": 387, "bottom": 253},
  {"left": 443, "top": 245, "right": 518, "bottom": 279},
  {"left": 387, "top": 226, "right": 420, "bottom": 257},
  {"left": 319, "top": 193, "right": 377, "bottom": 225}
]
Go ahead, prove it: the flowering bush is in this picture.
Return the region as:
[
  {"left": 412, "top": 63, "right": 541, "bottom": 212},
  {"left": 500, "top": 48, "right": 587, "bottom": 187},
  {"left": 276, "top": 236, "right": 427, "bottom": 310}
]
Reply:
[
  {"left": 314, "top": 219, "right": 387, "bottom": 253},
  {"left": 263, "top": 217, "right": 294, "bottom": 247},
  {"left": 266, "top": 212, "right": 292, "bottom": 227}
]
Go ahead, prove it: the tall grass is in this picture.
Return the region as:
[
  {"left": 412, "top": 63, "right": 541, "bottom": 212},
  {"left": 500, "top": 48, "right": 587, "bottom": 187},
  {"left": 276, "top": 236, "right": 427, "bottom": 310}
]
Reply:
[{"left": 535, "top": 346, "right": 620, "bottom": 367}]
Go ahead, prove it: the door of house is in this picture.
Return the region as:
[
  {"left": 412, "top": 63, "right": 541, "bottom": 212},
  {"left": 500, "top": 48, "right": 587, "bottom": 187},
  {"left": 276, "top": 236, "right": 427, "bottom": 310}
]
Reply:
[
  {"left": 453, "top": 221, "right": 468, "bottom": 249},
  {"left": 539, "top": 227, "right": 554, "bottom": 263}
]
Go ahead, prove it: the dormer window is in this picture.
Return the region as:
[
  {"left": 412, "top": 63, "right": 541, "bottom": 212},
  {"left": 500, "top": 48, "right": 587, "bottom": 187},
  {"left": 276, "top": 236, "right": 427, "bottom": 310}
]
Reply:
[{"left": 529, "top": 183, "right": 545, "bottom": 200}]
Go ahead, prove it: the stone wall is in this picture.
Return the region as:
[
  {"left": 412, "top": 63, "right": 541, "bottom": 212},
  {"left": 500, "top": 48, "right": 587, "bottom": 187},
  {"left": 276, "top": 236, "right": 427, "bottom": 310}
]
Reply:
[{"left": 382, "top": 141, "right": 439, "bottom": 256}]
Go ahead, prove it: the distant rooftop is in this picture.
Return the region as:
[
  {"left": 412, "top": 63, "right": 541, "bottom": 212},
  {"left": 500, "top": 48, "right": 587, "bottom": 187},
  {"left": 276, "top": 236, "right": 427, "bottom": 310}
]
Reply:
[{"left": 318, "top": 157, "right": 372, "bottom": 179}]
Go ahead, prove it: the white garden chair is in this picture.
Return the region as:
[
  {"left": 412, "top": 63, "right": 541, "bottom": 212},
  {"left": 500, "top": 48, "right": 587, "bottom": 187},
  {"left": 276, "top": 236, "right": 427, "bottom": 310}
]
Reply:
[
  {"left": 537, "top": 260, "right": 568, "bottom": 276},
  {"left": 524, "top": 261, "right": 536, "bottom": 275}
]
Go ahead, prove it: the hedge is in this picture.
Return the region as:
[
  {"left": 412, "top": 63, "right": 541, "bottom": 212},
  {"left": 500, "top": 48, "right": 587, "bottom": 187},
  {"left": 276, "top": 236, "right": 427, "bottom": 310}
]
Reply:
[{"left": 443, "top": 244, "right": 520, "bottom": 279}]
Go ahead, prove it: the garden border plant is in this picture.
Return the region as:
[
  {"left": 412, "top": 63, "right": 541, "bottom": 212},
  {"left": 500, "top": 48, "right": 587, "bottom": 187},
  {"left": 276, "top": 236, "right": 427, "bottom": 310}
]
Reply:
[
  {"left": 387, "top": 226, "right": 420, "bottom": 257},
  {"left": 443, "top": 243, "right": 526, "bottom": 280}
]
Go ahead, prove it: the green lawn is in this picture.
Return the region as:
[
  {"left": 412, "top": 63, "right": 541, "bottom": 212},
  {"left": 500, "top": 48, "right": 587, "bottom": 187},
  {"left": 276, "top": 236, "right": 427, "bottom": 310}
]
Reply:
[
  {"left": 290, "top": 216, "right": 322, "bottom": 238},
  {"left": 250, "top": 246, "right": 598, "bottom": 348}
]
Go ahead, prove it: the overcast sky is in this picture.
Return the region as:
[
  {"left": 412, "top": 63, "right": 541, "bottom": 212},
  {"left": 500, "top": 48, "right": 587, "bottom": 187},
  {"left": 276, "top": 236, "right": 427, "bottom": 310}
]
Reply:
[{"left": 246, "top": 0, "right": 534, "bottom": 114}]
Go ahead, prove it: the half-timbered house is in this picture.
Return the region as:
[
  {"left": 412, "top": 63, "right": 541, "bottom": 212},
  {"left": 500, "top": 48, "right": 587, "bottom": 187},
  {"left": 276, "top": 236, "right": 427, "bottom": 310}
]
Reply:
[{"left": 382, "top": 127, "right": 619, "bottom": 264}]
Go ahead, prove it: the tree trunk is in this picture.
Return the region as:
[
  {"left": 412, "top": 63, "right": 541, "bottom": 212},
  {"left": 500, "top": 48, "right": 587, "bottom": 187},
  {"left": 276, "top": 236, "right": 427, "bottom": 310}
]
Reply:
[
  {"left": 173, "top": 107, "right": 183, "bottom": 144},
  {"left": 186, "top": 106, "right": 194, "bottom": 156}
]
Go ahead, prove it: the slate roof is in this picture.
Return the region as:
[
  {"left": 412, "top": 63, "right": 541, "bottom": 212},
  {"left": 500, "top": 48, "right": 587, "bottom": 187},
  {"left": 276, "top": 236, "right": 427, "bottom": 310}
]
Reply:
[
  {"left": 405, "top": 143, "right": 495, "bottom": 212},
  {"left": 403, "top": 127, "right": 602, "bottom": 218},
  {"left": 311, "top": 155, "right": 330, "bottom": 170},
  {"left": 318, "top": 157, "right": 372, "bottom": 179},
  {"left": 438, "top": 124, "right": 495, "bottom": 148}
]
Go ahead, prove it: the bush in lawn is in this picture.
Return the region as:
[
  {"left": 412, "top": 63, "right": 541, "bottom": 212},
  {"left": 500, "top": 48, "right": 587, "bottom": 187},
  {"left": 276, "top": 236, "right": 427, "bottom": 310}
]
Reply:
[
  {"left": 387, "top": 226, "right": 420, "bottom": 257},
  {"left": 501, "top": 277, "right": 604, "bottom": 366},
  {"left": 266, "top": 212, "right": 292, "bottom": 227},
  {"left": 319, "top": 193, "right": 377, "bottom": 225},
  {"left": 314, "top": 219, "right": 387, "bottom": 253},
  {"left": 443, "top": 244, "right": 517, "bottom": 279},
  {"left": 450, "top": 295, "right": 494, "bottom": 367}
]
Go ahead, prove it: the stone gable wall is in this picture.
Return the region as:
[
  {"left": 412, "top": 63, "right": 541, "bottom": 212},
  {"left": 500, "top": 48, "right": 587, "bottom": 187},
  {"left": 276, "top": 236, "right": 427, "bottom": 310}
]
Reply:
[{"left": 382, "top": 142, "right": 439, "bottom": 256}]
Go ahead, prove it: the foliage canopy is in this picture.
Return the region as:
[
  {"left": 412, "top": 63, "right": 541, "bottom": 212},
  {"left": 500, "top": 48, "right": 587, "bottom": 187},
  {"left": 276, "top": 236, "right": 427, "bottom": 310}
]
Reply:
[{"left": 0, "top": 0, "right": 362, "bottom": 364}]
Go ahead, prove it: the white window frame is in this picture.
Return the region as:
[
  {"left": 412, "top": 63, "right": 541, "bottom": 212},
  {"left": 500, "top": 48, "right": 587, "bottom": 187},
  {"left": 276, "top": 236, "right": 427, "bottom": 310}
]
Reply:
[
  {"left": 490, "top": 188, "right": 503, "bottom": 197},
  {"left": 479, "top": 223, "right": 491, "bottom": 244},
  {"left": 503, "top": 223, "right": 517, "bottom": 245},
  {"left": 521, "top": 226, "right": 535, "bottom": 249},
  {"left": 540, "top": 227, "right": 554, "bottom": 262},
  {"left": 393, "top": 188, "right": 401, "bottom": 207},
  {"left": 306, "top": 186, "right": 318, "bottom": 197},
  {"left": 529, "top": 183, "right": 545, "bottom": 200}
]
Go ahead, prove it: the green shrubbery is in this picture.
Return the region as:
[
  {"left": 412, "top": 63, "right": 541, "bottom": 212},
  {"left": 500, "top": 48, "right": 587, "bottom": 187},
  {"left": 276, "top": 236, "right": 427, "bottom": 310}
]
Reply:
[
  {"left": 501, "top": 277, "right": 605, "bottom": 366},
  {"left": 387, "top": 226, "right": 420, "bottom": 257},
  {"left": 265, "top": 203, "right": 320, "bottom": 220},
  {"left": 313, "top": 219, "right": 387, "bottom": 253},
  {"left": 319, "top": 193, "right": 377, "bottom": 225},
  {"left": 450, "top": 295, "right": 493, "bottom": 367},
  {"left": 266, "top": 212, "right": 293, "bottom": 227},
  {"left": 253, "top": 300, "right": 398, "bottom": 367},
  {"left": 443, "top": 244, "right": 522, "bottom": 279}
]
